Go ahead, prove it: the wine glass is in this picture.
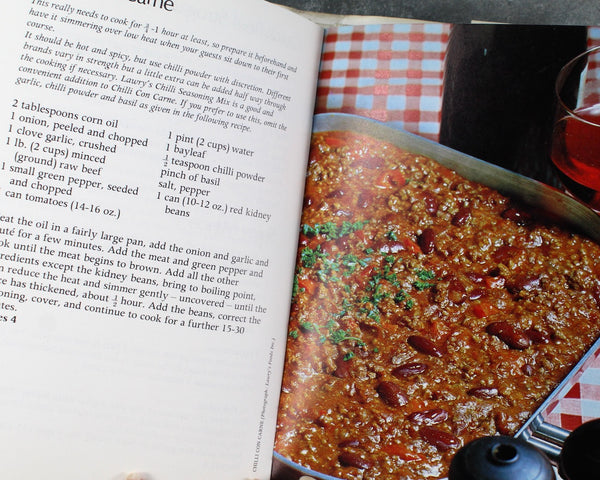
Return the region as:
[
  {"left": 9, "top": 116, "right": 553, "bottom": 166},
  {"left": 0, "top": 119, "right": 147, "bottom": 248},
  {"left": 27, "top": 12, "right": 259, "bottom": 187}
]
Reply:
[{"left": 551, "top": 45, "right": 600, "bottom": 212}]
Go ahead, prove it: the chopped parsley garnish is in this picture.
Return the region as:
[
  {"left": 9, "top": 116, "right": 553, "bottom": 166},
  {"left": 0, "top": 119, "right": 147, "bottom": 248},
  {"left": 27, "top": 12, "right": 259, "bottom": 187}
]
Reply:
[
  {"left": 301, "top": 220, "right": 368, "bottom": 240},
  {"left": 394, "top": 290, "right": 408, "bottom": 304},
  {"left": 341, "top": 253, "right": 369, "bottom": 274},
  {"left": 294, "top": 317, "right": 366, "bottom": 349},
  {"left": 316, "top": 258, "right": 341, "bottom": 283},
  {"left": 366, "top": 308, "right": 381, "bottom": 322},
  {"left": 416, "top": 269, "right": 436, "bottom": 280},
  {"left": 300, "top": 249, "right": 372, "bottom": 284},
  {"left": 413, "top": 280, "right": 436, "bottom": 291},
  {"left": 329, "top": 328, "right": 363, "bottom": 345},
  {"left": 299, "top": 320, "right": 317, "bottom": 332},
  {"left": 301, "top": 245, "right": 327, "bottom": 268},
  {"left": 413, "top": 269, "right": 437, "bottom": 291}
]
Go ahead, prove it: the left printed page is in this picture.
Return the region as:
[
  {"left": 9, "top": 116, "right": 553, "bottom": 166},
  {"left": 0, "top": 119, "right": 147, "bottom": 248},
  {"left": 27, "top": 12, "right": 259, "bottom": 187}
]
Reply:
[{"left": 0, "top": 1, "right": 323, "bottom": 479}]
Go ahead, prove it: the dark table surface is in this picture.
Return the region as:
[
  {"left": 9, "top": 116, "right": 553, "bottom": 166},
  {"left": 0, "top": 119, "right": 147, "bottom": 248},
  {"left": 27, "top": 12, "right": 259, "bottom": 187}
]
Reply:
[{"left": 272, "top": 0, "right": 600, "bottom": 25}]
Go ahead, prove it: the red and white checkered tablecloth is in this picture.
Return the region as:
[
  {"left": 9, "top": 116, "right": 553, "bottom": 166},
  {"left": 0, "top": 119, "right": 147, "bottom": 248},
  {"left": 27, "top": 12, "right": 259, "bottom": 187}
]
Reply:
[
  {"left": 543, "top": 346, "right": 600, "bottom": 430},
  {"left": 315, "top": 23, "right": 449, "bottom": 141},
  {"left": 314, "top": 23, "right": 600, "bottom": 432}
]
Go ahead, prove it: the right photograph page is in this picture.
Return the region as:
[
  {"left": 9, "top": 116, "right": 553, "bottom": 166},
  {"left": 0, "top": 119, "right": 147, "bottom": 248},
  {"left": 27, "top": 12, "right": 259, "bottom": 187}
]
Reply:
[{"left": 273, "top": 23, "right": 600, "bottom": 480}]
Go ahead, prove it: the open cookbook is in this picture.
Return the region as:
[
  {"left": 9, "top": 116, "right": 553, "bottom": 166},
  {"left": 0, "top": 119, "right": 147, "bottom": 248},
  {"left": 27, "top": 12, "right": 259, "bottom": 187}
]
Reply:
[{"left": 1, "top": 2, "right": 599, "bottom": 479}]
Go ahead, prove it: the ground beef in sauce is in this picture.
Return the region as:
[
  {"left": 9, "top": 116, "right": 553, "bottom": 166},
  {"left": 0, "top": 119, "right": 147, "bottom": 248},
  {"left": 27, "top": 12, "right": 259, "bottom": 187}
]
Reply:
[{"left": 274, "top": 131, "right": 600, "bottom": 480}]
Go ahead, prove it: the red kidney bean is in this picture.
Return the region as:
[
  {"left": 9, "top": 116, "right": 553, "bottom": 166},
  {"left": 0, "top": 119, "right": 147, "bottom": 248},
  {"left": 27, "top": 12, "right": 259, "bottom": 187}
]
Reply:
[
  {"left": 326, "top": 188, "right": 345, "bottom": 199},
  {"left": 334, "top": 208, "right": 352, "bottom": 217},
  {"left": 338, "top": 438, "right": 360, "bottom": 448},
  {"left": 501, "top": 207, "right": 531, "bottom": 226},
  {"left": 593, "top": 284, "right": 600, "bottom": 308},
  {"left": 486, "top": 321, "right": 531, "bottom": 350},
  {"left": 452, "top": 207, "right": 471, "bottom": 227},
  {"left": 507, "top": 275, "right": 542, "bottom": 294},
  {"left": 376, "top": 381, "right": 408, "bottom": 407},
  {"left": 423, "top": 192, "right": 439, "bottom": 216},
  {"left": 467, "top": 272, "right": 485, "bottom": 283},
  {"left": 419, "top": 426, "right": 461, "bottom": 451},
  {"left": 303, "top": 195, "right": 314, "bottom": 208},
  {"left": 525, "top": 327, "right": 551, "bottom": 344},
  {"left": 492, "top": 245, "right": 522, "bottom": 264},
  {"left": 494, "top": 411, "right": 521, "bottom": 436},
  {"left": 357, "top": 191, "right": 374, "bottom": 209},
  {"left": 407, "top": 335, "right": 443, "bottom": 357},
  {"left": 521, "top": 363, "right": 534, "bottom": 376},
  {"left": 298, "top": 234, "right": 310, "bottom": 247},
  {"left": 391, "top": 362, "right": 428, "bottom": 378},
  {"left": 334, "top": 237, "right": 349, "bottom": 252},
  {"left": 469, "top": 288, "right": 485, "bottom": 300},
  {"left": 357, "top": 321, "right": 381, "bottom": 338},
  {"left": 467, "top": 386, "right": 499, "bottom": 399},
  {"left": 448, "top": 278, "right": 467, "bottom": 304},
  {"left": 418, "top": 228, "right": 436, "bottom": 254},
  {"left": 360, "top": 156, "right": 385, "bottom": 169},
  {"left": 338, "top": 451, "right": 373, "bottom": 469},
  {"left": 485, "top": 275, "right": 506, "bottom": 289},
  {"left": 333, "top": 355, "right": 351, "bottom": 378},
  {"left": 407, "top": 408, "right": 449, "bottom": 425}
]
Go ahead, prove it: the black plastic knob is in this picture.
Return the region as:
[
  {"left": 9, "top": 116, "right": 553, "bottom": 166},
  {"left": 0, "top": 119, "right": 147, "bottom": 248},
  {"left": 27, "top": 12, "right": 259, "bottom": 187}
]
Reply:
[
  {"left": 449, "top": 435, "right": 555, "bottom": 480},
  {"left": 559, "top": 419, "right": 600, "bottom": 480}
]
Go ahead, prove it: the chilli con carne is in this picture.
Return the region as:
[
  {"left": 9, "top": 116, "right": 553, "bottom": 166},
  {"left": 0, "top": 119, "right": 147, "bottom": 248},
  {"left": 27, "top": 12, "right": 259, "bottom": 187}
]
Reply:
[{"left": 275, "top": 131, "right": 600, "bottom": 480}]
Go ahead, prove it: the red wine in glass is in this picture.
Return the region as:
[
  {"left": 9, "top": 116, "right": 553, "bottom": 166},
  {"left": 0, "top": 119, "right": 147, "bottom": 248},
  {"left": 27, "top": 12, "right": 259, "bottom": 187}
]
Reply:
[
  {"left": 551, "top": 46, "right": 600, "bottom": 212},
  {"left": 551, "top": 106, "right": 600, "bottom": 210}
]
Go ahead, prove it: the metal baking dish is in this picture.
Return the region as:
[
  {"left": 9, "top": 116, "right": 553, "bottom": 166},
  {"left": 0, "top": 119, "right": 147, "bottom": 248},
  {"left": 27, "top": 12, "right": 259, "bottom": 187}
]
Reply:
[{"left": 271, "top": 113, "right": 600, "bottom": 480}]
